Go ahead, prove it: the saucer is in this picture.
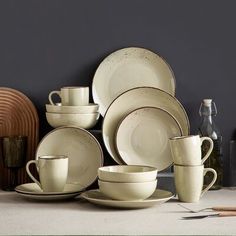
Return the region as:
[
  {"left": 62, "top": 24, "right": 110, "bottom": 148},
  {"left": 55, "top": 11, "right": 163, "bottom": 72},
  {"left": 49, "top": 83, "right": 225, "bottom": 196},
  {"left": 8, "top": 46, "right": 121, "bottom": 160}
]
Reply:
[
  {"left": 15, "top": 183, "right": 82, "bottom": 200},
  {"left": 81, "top": 189, "right": 174, "bottom": 209}
]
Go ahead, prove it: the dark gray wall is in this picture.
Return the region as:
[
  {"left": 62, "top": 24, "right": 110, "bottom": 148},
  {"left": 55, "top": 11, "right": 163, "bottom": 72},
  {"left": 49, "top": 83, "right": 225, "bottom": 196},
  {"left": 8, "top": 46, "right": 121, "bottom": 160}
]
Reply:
[{"left": 0, "top": 0, "right": 235, "bottom": 185}]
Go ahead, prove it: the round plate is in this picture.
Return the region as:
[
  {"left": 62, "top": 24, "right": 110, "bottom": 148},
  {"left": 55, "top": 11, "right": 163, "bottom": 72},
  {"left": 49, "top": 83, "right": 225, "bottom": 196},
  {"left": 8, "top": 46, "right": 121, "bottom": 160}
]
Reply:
[
  {"left": 36, "top": 127, "right": 103, "bottom": 191},
  {"left": 81, "top": 189, "right": 174, "bottom": 209},
  {"left": 92, "top": 47, "right": 176, "bottom": 116},
  {"left": 102, "top": 87, "right": 190, "bottom": 164},
  {"left": 115, "top": 107, "right": 182, "bottom": 170}
]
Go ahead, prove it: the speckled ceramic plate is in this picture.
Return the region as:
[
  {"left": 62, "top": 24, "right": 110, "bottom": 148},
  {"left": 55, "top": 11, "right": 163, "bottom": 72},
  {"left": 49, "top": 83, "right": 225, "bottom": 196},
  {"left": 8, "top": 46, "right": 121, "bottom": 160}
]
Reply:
[
  {"left": 115, "top": 107, "right": 182, "bottom": 170},
  {"left": 81, "top": 189, "right": 174, "bottom": 209},
  {"left": 92, "top": 47, "right": 176, "bottom": 116},
  {"left": 36, "top": 127, "right": 103, "bottom": 191},
  {"left": 102, "top": 87, "right": 190, "bottom": 164}
]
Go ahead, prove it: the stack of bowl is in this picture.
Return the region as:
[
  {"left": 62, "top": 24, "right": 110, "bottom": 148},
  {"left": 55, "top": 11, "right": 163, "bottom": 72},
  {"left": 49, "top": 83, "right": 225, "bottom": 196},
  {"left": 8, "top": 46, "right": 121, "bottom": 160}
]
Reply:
[
  {"left": 98, "top": 165, "right": 158, "bottom": 201},
  {"left": 45, "top": 87, "right": 100, "bottom": 129}
]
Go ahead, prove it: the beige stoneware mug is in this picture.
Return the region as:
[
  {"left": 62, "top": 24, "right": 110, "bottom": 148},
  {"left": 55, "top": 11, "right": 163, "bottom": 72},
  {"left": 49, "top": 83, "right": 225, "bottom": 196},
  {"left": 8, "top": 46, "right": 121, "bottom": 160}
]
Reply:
[
  {"left": 49, "top": 86, "right": 89, "bottom": 106},
  {"left": 26, "top": 155, "right": 68, "bottom": 192},
  {"left": 169, "top": 135, "right": 214, "bottom": 165},
  {"left": 174, "top": 164, "right": 217, "bottom": 203}
]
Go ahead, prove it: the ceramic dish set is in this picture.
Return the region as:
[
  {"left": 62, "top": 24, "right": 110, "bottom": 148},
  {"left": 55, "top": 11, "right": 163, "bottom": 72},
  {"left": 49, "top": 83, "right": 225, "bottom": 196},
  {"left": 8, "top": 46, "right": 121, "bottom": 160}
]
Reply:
[
  {"left": 46, "top": 86, "right": 99, "bottom": 129},
  {"left": 14, "top": 47, "right": 213, "bottom": 208}
]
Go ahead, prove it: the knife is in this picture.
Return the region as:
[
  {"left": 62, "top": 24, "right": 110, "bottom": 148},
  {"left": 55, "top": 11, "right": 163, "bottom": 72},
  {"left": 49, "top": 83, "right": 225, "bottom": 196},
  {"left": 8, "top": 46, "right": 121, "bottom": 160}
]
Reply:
[{"left": 182, "top": 211, "right": 236, "bottom": 220}]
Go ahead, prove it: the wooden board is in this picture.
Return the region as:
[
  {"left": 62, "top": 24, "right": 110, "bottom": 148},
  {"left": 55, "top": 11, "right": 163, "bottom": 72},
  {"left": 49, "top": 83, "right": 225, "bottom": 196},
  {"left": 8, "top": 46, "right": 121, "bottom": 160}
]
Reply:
[{"left": 0, "top": 87, "right": 39, "bottom": 189}]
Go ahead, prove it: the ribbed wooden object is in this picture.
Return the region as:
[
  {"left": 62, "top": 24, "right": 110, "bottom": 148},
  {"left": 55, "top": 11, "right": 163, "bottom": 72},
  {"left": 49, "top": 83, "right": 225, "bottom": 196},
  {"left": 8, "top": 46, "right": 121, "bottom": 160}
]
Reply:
[{"left": 0, "top": 87, "right": 39, "bottom": 188}]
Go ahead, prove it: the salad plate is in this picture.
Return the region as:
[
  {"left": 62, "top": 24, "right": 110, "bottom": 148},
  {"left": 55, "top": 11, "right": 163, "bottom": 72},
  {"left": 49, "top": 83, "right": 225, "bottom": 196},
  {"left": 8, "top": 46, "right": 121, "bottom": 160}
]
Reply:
[
  {"left": 102, "top": 87, "right": 189, "bottom": 165},
  {"left": 15, "top": 183, "right": 81, "bottom": 200},
  {"left": 92, "top": 47, "right": 176, "bottom": 116},
  {"left": 115, "top": 107, "right": 182, "bottom": 170},
  {"left": 36, "top": 127, "right": 103, "bottom": 191},
  {"left": 81, "top": 189, "right": 174, "bottom": 209}
]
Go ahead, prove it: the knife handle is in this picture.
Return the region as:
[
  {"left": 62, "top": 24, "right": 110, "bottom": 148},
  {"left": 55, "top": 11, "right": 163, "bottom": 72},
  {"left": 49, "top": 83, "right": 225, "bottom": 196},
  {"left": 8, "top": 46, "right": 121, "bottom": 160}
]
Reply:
[
  {"left": 213, "top": 206, "right": 236, "bottom": 211},
  {"left": 218, "top": 211, "right": 236, "bottom": 217}
]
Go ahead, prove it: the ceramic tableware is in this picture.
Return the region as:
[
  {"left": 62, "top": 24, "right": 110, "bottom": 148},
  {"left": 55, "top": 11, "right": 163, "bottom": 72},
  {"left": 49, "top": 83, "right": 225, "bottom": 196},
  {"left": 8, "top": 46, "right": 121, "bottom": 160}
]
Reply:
[
  {"left": 115, "top": 107, "right": 182, "bottom": 170},
  {"left": 49, "top": 86, "right": 89, "bottom": 106},
  {"left": 98, "top": 179, "right": 157, "bottom": 201},
  {"left": 102, "top": 87, "right": 189, "bottom": 165},
  {"left": 46, "top": 112, "right": 100, "bottom": 129},
  {"left": 174, "top": 164, "right": 217, "bottom": 203},
  {"left": 46, "top": 103, "right": 99, "bottom": 114},
  {"left": 92, "top": 47, "right": 176, "bottom": 116},
  {"left": 81, "top": 189, "right": 174, "bottom": 209},
  {"left": 98, "top": 165, "right": 157, "bottom": 183},
  {"left": 36, "top": 127, "right": 103, "bottom": 191},
  {"left": 26, "top": 155, "right": 68, "bottom": 192},
  {"left": 169, "top": 135, "right": 214, "bottom": 165},
  {"left": 15, "top": 183, "right": 81, "bottom": 200}
]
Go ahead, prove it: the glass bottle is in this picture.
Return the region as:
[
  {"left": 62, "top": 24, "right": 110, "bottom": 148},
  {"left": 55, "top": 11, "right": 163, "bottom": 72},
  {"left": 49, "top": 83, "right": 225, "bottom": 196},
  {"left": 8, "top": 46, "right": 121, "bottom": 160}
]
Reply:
[{"left": 199, "top": 99, "right": 223, "bottom": 190}]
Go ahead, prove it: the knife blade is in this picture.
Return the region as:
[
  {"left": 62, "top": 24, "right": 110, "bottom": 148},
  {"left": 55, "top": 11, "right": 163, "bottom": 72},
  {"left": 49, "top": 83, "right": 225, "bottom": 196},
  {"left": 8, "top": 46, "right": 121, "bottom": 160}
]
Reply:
[{"left": 182, "top": 211, "right": 236, "bottom": 220}]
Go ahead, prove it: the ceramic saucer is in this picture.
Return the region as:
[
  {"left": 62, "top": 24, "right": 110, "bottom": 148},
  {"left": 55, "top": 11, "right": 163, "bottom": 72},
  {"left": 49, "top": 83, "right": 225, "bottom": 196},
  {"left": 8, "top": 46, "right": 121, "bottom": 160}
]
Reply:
[
  {"left": 81, "top": 189, "right": 174, "bottom": 209},
  {"left": 15, "top": 183, "right": 81, "bottom": 200}
]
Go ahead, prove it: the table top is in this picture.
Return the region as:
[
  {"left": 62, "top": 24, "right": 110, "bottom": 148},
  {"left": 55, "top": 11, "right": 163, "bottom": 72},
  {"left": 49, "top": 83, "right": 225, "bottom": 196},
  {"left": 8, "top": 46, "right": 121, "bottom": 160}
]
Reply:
[{"left": 0, "top": 188, "right": 236, "bottom": 235}]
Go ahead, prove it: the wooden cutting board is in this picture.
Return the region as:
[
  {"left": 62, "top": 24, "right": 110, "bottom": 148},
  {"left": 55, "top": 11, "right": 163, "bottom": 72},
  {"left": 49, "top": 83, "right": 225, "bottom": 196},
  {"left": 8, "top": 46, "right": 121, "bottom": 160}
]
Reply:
[{"left": 0, "top": 87, "right": 39, "bottom": 189}]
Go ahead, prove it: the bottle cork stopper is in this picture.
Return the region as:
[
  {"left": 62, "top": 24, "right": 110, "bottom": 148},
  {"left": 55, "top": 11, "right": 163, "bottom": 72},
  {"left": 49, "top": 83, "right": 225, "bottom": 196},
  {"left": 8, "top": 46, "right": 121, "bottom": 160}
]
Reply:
[{"left": 203, "top": 99, "right": 212, "bottom": 107}]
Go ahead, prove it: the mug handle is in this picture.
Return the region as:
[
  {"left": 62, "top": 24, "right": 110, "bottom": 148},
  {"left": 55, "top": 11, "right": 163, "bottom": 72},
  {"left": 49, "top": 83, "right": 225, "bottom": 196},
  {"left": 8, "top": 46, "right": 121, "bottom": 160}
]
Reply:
[
  {"left": 48, "top": 91, "right": 61, "bottom": 105},
  {"left": 201, "top": 168, "right": 217, "bottom": 197},
  {"left": 26, "top": 160, "right": 41, "bottom": 189},
  {"left": 200, "top": 137, "right": 214, "bottom": 164}
]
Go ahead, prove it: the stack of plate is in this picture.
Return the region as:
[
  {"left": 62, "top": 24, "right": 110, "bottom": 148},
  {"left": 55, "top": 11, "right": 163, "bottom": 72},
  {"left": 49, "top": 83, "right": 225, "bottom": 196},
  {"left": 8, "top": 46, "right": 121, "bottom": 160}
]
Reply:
[{"left": 92, "top": 47, "right": 190, "bottom": 172}]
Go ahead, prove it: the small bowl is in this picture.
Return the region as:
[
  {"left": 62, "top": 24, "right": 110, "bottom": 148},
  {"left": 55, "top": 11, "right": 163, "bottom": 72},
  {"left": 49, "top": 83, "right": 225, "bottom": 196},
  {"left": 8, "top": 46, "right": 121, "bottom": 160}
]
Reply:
[
  {"left": 98, "top": 165, "right": 158, "bottom": 183},
  {"left": 46, "top": 103, "right": 99, "bottom": 114},
  {"left": 46, "top": 112, "right": 99, "bottom": 129},
  {"left": 98, "top": 179, "right": 157, "bottom": 200}
]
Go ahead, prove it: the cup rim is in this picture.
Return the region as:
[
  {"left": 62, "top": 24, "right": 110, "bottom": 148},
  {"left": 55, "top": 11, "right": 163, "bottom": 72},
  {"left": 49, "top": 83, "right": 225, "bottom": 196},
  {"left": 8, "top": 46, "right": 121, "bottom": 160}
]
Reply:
[
  {"left": 38, "top": 155, "right": 68, "bottom": 160},
  {"left": 174, "top": 164, "right": 204, "bottom": 167},
  {"left": 169, "top": 135, "right": 199, "bottom": 141},
  {"left": 61, "top": 86, "right": 89, "bottom": 90}
]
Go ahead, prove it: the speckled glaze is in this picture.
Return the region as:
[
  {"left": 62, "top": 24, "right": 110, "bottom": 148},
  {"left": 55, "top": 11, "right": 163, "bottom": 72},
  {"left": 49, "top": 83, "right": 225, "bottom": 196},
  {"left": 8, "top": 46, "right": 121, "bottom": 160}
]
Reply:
[{"left": 92, "top": 47, "right": 176, "bottom": 116}]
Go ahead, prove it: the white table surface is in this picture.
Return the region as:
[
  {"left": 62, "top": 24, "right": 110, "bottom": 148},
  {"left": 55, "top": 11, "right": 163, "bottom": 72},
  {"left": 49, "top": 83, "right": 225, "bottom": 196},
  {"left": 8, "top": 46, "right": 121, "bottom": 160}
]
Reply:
[{"left": 0, "top": 188, "right": 236, "bottom": 235}]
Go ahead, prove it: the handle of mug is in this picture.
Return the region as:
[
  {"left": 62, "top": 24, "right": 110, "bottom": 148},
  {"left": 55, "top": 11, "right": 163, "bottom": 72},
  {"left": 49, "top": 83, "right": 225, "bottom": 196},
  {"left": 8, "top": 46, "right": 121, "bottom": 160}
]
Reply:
[
  {"left": 200, "top": 137, "right": 214, "bottom": 164},
  {"left": 26, "top": 160, "right": 41, "bottom": 189},
  {"left": 48, "top": 91, "right": 61, "bottom": 105},
  {"left": 201, "top": 168, "right": 217, "bottom": 197}
]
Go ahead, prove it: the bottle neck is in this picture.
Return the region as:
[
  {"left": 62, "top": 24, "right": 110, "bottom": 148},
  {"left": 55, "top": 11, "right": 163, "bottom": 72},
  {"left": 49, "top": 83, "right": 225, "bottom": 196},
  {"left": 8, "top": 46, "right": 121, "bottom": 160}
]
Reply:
[{"left": 202, "top": 115, "right": 213, "bottom": 124}]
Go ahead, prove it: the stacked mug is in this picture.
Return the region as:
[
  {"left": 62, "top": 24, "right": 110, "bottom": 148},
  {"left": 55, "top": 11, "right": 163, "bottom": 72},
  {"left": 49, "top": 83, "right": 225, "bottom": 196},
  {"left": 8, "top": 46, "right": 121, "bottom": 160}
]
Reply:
[
  {"left": 169, "top": 135, "right": 217, "bottom": 203},
  {"left": 45, "top": 87, "right": 99, "bottom": 129}
]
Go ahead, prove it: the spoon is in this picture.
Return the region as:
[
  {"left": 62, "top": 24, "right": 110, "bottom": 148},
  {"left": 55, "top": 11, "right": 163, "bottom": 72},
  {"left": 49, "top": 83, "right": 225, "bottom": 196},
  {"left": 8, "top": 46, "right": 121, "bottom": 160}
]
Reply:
[{"left": 182, "top": 211, "right": 236, "bottom": 220}]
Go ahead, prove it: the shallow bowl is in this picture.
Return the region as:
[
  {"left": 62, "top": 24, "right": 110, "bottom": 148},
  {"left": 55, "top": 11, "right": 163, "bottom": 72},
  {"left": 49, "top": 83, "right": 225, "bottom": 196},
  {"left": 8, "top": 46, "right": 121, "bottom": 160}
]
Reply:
[
  {"left": 46, "top": 112, "right": 99, "bottom": 129},
  {"left": 98, "top": 165, "right": 157, "bottom": 183},
  {"left": 98, "top": 179, "right": 157, "bottom": 200}
]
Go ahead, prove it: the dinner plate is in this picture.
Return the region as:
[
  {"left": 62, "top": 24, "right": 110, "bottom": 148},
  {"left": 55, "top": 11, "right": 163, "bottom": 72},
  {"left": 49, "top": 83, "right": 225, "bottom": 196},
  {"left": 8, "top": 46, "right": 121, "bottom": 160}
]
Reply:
[
  {"left": 92, "top": 47, "right": 176, "bottom": 116},
  {"left": 115, "top": 107, "right": 182, "bottom": 170},
  {"left": 36, "top": 127, "right": 103, "bottom": 191},
  {"left": 81, "top": 189, "right": 174, "bottom": 209},
  {"left": 15, "top": 183, "right": 81, "bottom": 200},
  {"left": 102, "top": 87, "right": 190, "bottom": 165}
]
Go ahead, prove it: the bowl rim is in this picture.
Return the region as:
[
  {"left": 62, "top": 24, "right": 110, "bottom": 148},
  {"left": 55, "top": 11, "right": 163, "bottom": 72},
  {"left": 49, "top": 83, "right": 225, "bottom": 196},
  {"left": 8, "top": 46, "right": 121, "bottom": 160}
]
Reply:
[{"left": 98, "top": 179, "right": 157, "bottom": 185}]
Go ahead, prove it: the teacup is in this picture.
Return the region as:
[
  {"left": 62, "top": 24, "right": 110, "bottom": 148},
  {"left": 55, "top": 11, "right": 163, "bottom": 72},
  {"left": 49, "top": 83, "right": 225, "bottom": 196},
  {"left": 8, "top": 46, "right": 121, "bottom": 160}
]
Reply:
[
  {"left": 26, "top": 155, "right": 68, "bottom": 192},
  {"left": 174, "top": 164, "right": 217, "bottom": 203},
  {"left": 169, "top": 135, "right": 213, "bottom": 165},
  {"left": 48, "top": 87, "right": 89, "bottom": 106}
]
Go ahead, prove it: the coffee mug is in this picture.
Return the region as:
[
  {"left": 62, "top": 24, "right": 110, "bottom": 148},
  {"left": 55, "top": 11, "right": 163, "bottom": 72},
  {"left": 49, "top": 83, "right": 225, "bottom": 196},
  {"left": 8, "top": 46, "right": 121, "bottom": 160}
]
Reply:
[
  {"left": 169, "top": 135, "right": 213, "bottom": 165},
  {"left": 26, "top": 155, "right": 68, "bottom": 192},
  {"left": 174, "top": 164, "right": 217, "bottom": 202},
  {"left": 48, "top": 87, "right": 89, "bottom": 106}
]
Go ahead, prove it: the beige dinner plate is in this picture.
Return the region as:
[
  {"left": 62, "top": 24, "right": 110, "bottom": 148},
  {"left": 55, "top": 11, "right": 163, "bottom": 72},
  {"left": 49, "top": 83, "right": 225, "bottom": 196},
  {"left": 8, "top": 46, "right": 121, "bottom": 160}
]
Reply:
[
  {"left": 115, "top": 107, "right": 182, "bottom": 170},
  {"left": 92, "top": 47, "right": 176, "bottom": 116},
  {"left": 36, "top": 127, "right": 103, "bottom": 191},
  {"left": 102, "top": 87, "right": 190, "bottom": 165},
  {"left": 81, "top": 189, "right": 174, "bottom": 209},
  {"left": 15, "top": 183, "right": 81, "bottom": 200}
]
